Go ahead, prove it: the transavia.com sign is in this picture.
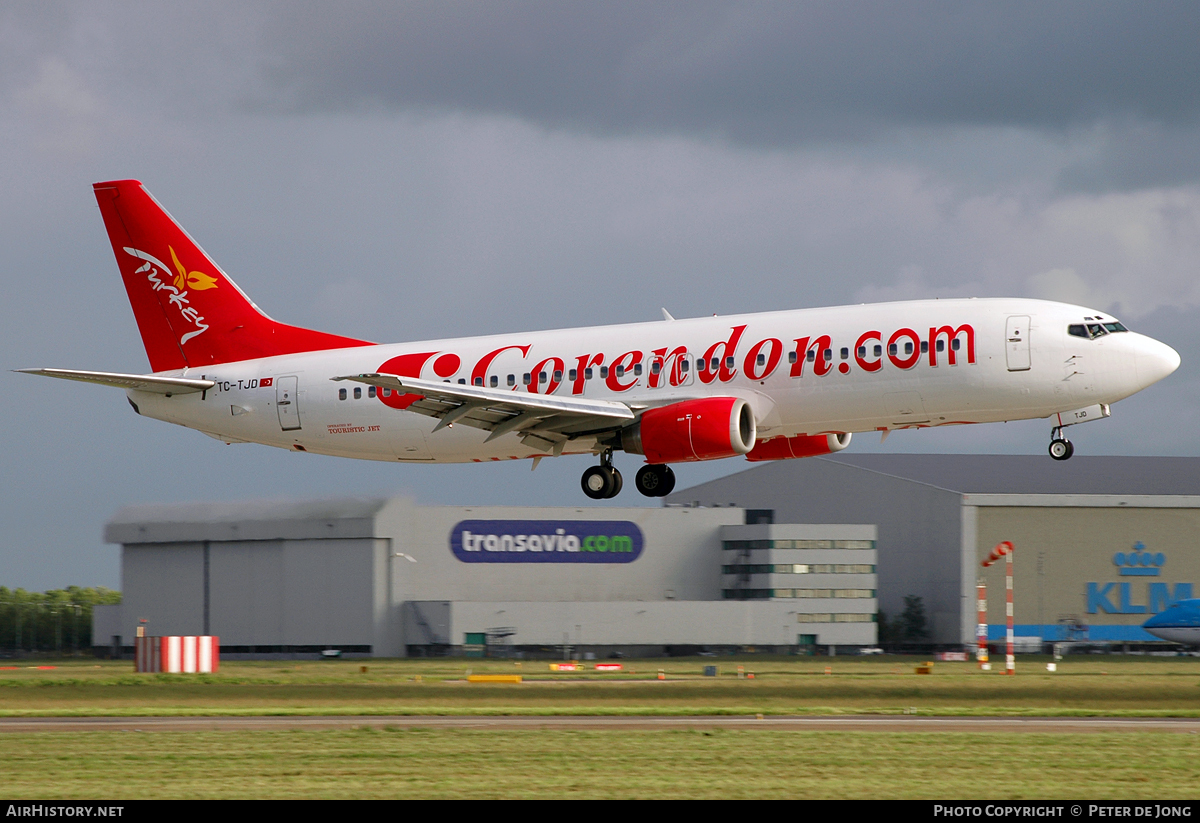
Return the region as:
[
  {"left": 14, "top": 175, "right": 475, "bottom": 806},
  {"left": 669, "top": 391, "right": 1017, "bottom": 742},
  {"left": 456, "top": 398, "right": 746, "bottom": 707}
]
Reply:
[{"left": 449, "top": 520, "right": 644, "bottom": 564}]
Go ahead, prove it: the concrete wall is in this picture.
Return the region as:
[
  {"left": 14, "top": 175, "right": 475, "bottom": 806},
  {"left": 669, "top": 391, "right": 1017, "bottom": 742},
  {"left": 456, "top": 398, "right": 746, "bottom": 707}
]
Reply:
[{"left": 444, "top": 601, "right": 874, "bottom": 647}]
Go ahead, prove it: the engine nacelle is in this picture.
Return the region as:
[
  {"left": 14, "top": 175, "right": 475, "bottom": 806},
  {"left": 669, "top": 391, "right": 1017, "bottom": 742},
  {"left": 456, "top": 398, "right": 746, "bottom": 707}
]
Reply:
[
  {"left": 621, "top": 397, "right": 757, "bottom": 463},
  {"left": 745, "top": 432, "right": 852, "bottom": 462}
]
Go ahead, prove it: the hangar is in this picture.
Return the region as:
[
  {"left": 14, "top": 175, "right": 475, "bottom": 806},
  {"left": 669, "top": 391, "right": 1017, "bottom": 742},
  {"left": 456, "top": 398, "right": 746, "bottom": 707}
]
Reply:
[
  {"left": 94, "top": 500, "right": 877, "bottom": 657},
  {"left": 666, "top": 454, "right": 1200, "bottom": 645},
  {"left": 93, "top": 454, "right": 1200, "bottom": 656}
]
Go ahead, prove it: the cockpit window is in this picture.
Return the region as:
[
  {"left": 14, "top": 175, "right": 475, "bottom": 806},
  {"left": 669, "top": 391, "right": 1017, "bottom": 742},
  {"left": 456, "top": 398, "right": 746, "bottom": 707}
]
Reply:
[{"left": 1069, "top": 321, "right": 1129, "bottom": 340}]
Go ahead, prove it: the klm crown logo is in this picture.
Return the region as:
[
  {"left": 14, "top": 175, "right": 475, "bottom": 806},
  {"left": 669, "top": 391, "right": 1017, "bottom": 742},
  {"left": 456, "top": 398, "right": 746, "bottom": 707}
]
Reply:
[{"left": 1113, "top": 541, "right": 1164, "bottom": 577}]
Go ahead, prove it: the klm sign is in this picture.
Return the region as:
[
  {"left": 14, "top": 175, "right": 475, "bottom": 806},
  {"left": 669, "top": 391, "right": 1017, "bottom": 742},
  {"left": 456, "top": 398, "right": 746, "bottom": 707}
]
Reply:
[{"left": 1087, "top": 542, "right": 1193, "bottom": 614}]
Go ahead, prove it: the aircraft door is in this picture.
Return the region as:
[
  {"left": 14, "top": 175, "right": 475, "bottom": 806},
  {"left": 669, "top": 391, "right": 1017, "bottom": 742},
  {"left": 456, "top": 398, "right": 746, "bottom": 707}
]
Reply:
[
  {"left": 1006, "top": 316, "right": 1031, "bottom": 371},
  {"left": 275, "top": 376, "right": 302, "bottom": 431}
]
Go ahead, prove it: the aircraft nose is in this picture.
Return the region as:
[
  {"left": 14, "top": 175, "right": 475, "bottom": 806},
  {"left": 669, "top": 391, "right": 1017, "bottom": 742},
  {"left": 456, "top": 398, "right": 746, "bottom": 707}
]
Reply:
[{"left": 1133, "top": 334, "right": 1181, "bottom": 389}]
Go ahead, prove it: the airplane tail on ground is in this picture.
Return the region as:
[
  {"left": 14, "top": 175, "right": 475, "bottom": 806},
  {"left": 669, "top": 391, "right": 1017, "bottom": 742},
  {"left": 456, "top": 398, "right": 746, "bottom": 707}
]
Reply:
[{"left": 93, "top": 180, "right": 372, "bottom": 372}]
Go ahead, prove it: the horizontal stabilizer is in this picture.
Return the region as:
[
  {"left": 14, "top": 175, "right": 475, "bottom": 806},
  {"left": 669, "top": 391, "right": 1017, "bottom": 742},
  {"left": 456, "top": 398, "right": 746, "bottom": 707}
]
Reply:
[{"left": 15, "top": 368, "right": 215, "bottom": 395}]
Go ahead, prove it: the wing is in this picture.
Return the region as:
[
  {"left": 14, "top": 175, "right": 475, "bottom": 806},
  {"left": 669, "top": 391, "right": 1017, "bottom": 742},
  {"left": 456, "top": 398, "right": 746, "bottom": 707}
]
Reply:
[
  {"left": 334, "top": 372, "right": 636, "bottom": 454},
  {"left": 16, "top": 368, "right": 215, "bottom": 395}
]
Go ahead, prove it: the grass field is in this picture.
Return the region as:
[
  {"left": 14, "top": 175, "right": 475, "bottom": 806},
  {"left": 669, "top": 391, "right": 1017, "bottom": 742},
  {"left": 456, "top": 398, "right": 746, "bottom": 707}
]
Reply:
[
  {"left": 3, "top": 728, "right": 1199, "bottom": 799},
  {"left": 1, "top": 655, "right": 1197, "bottom": 717},
  {"left": 2, "top": 655, "right": 1197, "bottom": 798}
]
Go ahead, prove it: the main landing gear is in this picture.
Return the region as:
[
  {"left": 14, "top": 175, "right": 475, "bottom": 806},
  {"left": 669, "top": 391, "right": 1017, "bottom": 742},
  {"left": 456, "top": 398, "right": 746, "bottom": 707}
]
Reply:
[
  {"left": 581, "top": 450, "right": 623, "bottom": 500},
  {"left": 580, "top": 452, "right": 677, "bottom": 499},
  {"left": 1048, "top": 426, "right": 1074, "bottom": 461},
  {"left": 634, "top": 464, "right": 676, "bottom": 498}
]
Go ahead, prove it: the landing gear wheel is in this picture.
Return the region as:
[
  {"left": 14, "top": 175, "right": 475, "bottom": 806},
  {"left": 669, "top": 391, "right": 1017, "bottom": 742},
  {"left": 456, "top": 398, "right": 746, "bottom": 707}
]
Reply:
[
  {"left": 658, "top": 465, "right": 676, "bottom": 496},
  {"left": 608, "top": 468, "right": 623, "bottom": 498},
  {"left": 1049, "top": 438, "right": 1074, "bottom": 461},
  {"left": 635, "top": 464, "right": 676, "bottom": 497},
  {"left": 581, "top": 466, "right": 615, "bottom": 499}
]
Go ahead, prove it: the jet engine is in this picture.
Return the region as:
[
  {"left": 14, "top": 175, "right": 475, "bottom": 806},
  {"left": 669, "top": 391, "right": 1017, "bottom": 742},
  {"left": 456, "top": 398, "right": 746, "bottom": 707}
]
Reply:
[
  {"left": 745, "top": 432, "right": 852, "bottom": 461},
  {"left": 621, "top": 397, "right": 757, "bottom": 463}
]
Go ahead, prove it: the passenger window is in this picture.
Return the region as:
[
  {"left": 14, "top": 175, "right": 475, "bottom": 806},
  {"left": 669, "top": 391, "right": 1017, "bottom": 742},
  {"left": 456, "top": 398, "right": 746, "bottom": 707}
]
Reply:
[
  {"left": 650, "top": 362, "right": 661, "bottom": 375},
  {"left": 507, "top": 374, "right": 515, "bottom": 386},
  {"left": 600, "top": 366, "right": 609, "bottom": 379},
  {"left": 840, "top": 347, "right": 849, "bottom": 360},
  {"left": 553, "top": 369, "right": 563, "bottom": 382},
  {"left": 725, "top": 356, "right": 735, "bottom": 369},
  {"left": 904, "top": 342, "right": 913, "bottom": 355},
  {"left": 679, "top": 359, "right": 689, "bottom": 373},
  {"left": 874, "top": 345, "right": 882, "bottom": 357},
  {"left": 615, "top": 365, "right": 624, "bottom": 378},
  {"left": 338, "top": 388, "right": 347, "bottom": 400},
  {"left": 920, "top": 341, "right": 928, "bottom": 354},
  {"left": 788, "top": 351, "right": 798, "bottom": 364},
  {"left": 383, "top": 388, "right": 391, "bottom": 397},
  {"left": 888, "top": 344, "right": 898, "bottom": 356},
  {"left": 354, "top": 387, "right": 361, "bottom": 399},
  {"left": 368, "top": 386, "right": 376, "bottom": 398},
  {"left": 936, "top": 340, "right": 945, "bottom": 352},
  {"left": 823, "top": 349, "right": 832, "bottom": 361},
  {"left": 458, "top": 378, "right": 466, "bottom": 384},
  {"left": 951, "top": 339, "right": 960, "bottom": 351},
  {"left": 757, "top": 353, "right": 766, "bottom": 366},
  {"left": 857, "top": 346, "right": 866, "bottom": 358},
  {"left": 569, "top": 368, "right": 578, "bottom": 381},
  {"left": 490, "top": 375, "right": 498, "bottom": 388},
  {"left": 474, "top": 377, "right": 483, "bottom": 387},
  {"left": 522, "top": 373, "right": 530, "bottom": 385},
  {"left": 633, "top": 363, "right": 642, "bottom": 376},
  {"left": 538, "top": 371, "right": 547, "bottom": 384},
  {"left": 585, "top": 368, "right": 593, "bottom": 380},
  {"left": 807, "top": 350, "right": 816, "bottom": 362}
]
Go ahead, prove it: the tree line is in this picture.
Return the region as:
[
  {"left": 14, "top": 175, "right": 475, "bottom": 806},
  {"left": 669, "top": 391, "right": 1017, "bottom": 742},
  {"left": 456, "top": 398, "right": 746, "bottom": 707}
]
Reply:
[{"left": 0, "top": 587, "right": 121, "bottom": 654}]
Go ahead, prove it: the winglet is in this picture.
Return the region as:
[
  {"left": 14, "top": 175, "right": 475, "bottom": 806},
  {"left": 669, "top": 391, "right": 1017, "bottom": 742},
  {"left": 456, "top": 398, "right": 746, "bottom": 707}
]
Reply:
[{"left": 662, "top": 308, "right": 676, "bottom": 321}]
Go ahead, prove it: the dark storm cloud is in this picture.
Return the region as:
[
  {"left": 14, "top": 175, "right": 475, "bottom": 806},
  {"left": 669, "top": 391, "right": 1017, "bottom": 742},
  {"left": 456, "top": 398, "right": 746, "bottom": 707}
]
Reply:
[{"left": 257, "top": 1, "right": 1200, "bottom": 143}]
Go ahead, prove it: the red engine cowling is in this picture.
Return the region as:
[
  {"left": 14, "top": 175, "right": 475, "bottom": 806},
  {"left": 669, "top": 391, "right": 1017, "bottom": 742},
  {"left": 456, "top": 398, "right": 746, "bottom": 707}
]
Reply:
[
  {"left": 622, "top": 397, "right": 757, "bottom": 463},
  {"left": 745, "top": 432, "right": 852, "bottom": 462}
]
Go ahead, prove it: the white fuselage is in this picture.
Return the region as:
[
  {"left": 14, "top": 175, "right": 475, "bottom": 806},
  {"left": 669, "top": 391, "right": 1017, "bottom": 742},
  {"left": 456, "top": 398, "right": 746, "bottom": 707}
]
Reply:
[{"left": 126, "top": 298, "right": 1180, "bottom": 464}]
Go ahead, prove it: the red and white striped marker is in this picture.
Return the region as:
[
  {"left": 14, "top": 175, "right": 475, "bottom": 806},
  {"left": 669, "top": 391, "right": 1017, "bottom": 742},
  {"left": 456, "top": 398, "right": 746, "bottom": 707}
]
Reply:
[
  {"left": 976, "top": 578, "right": 989, "bottom": 669},
  {"left": 135, "top": 636, "right": 220, "bottom": 673},
  {"left": 982, "top": 541, "right": 1015, "bottom": 675}
]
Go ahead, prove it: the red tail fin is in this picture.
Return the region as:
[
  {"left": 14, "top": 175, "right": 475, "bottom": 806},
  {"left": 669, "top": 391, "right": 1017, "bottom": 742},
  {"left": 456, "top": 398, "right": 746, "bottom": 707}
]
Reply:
[{"left": 93, "top": 180, "right": 372, "bottom": 372}]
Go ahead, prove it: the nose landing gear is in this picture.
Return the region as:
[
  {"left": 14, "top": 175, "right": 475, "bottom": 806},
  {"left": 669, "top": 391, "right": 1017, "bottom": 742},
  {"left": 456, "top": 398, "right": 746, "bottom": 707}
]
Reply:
[
  {"left": 634, "top": 464, "right": 676, "bottom": 497},
  {"left": 1048, "top": 427, "right": 1074, "bottom": 461},
  {"left": 581, "top": 450, "right": 624, "bottom": 499}
]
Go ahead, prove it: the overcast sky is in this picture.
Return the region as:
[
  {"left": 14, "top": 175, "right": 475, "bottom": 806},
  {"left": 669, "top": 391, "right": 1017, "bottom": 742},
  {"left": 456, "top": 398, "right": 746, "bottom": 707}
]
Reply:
[{"left": 4, "top": 1, "right": 1200, "bottom": 589}]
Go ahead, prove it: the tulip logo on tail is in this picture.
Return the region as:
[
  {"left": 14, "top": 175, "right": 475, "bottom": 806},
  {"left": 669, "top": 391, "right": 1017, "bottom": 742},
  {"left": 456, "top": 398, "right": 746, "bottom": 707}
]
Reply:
[
  {"left": 450, "top": 520, "right": 644, "bottom": 563},
  {"left": 169, "top": 246, "right": 219, "bottom": 291}
]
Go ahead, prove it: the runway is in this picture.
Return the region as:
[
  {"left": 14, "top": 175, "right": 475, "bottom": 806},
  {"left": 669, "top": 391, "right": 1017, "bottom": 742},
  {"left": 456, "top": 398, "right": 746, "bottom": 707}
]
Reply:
[{"left": 1, "top": 715, "right": 1198, "bottom": 733}]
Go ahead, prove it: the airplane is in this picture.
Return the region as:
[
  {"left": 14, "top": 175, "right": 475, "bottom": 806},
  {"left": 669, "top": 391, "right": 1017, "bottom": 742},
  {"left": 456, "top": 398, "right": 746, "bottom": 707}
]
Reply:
[
  {"left": 18, "top": 180, "right": 1181, "bottom": 500},
  {"left": 1142, "top": 599, "right": 1200, "bottom": 645}
]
